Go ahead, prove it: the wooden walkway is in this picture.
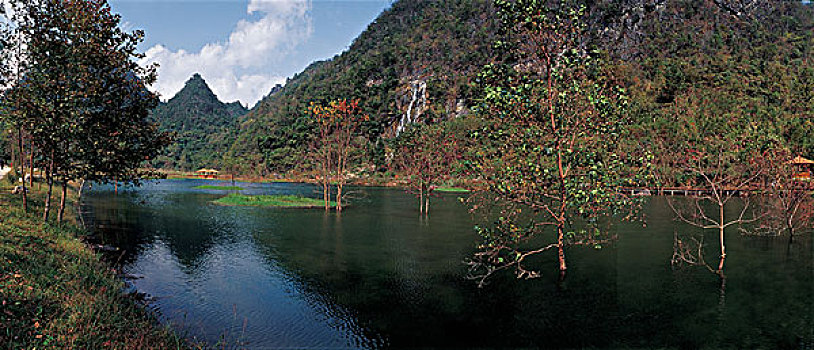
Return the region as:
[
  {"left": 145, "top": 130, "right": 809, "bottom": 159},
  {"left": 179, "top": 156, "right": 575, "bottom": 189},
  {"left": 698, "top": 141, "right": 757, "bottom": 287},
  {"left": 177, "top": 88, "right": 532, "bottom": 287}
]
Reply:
[{"left": 620, "top": 187, "right": 751, "bottom": 197}]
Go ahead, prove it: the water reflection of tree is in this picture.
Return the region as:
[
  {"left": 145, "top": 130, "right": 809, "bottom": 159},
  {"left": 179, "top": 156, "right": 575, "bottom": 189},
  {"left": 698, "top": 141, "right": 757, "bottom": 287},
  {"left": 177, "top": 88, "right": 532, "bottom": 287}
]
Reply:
[
  {"left": 671, "top": 229, "right": 814, "bottom": 348},
  {"left": 671, "top": 230, "right": 723, "bottom": 276},
  {"left": 81, "top": 193, "right": 156, "bottom": 267},
  {"left": 83, "top": 189, "right": 228, "bottom": 271},
  {"left": 671, "top": 229, "right": 729, "bottom": 347}
]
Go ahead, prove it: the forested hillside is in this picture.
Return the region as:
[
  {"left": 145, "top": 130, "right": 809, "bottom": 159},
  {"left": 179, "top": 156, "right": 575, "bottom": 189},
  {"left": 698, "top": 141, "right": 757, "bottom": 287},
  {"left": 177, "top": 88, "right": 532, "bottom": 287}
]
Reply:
[
  {"left": 221, "top": 0, "right": 811, "bottom": 176},
  {"left": 230, "top": 0, "right": 500, "bottom": 172},
  {"left": 150, "top": 74, "right": 247, "bottom": 170},
  {"left": 620, "top": 0, "right": 814, "bottom": 162}
]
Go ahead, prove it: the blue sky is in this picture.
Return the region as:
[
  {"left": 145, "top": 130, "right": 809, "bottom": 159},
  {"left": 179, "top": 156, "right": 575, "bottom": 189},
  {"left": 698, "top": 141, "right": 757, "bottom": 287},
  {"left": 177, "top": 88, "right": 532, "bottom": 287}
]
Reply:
[{"left": 109, "top": 0, "right": 393, "bottom": 107}]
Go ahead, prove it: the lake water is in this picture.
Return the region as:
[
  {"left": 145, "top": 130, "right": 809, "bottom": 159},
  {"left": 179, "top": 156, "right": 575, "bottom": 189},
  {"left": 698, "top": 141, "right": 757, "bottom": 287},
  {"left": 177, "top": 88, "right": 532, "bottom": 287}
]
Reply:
[{"left": 81, "top": 179, "right": 813, "bottom": 349}]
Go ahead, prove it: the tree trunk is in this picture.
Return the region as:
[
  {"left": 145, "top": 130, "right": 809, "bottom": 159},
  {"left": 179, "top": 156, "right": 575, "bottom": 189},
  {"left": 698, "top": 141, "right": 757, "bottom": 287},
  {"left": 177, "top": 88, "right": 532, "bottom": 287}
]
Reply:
[
  {"left": 17, "top": 127, "right": 27, "bottom": 212},
  {"left": 425, "top": 196, "right": 430, "bottom": 215},
  {"left": 77, "top": 179, "right": 85, "bottom": 216},
  {"left": 422, "top": 184, "right": 430, "bottom": 215},
  {"left": 28, "top": 141, "right": 34, "bottom": 187},
  {"left": 717, "top": 204, "right": 726, "bottom": 271},
  {"left": 419, "top": 185, "right": 424, "bottom": 214},
  {"left": 77, "top": 179, "right": 85, "bottom": 204},
  {"left": 336, "top": 182, "right": 343, "bottom": 212},
  {"left": 57, "top": 181, "right": 67, "bottom": 224},
  {"left": 43, "top": 157, "right": 54, "bottom": 222},
  {"left": 323, "top": 179, "right": 329, "bottom": 211},
  {"left": 231, "top": 173, "right": 235, "bottom": 186},
  {"left": 719, "top": 205, "right": 726, "bottom": 259},
  {"left": 10, "top": 131, "right": 15, "bottom": 174},
  {"left": 114, "top": 175, "right": 118, "bottom": 194},
  {"left": 557, "top": 225, "right": 567, "bottom": 272},
  {"left": 718, "top": 225, "right": 726, "bottom": 258}
]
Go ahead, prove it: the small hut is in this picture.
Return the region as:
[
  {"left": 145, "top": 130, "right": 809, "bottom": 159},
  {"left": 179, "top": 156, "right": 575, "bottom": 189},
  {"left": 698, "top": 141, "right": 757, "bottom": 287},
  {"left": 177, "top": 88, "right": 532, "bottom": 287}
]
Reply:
[
  {"left": 195, "top": 168, "right": 219, "bottom": 179},
  {"left": 790, "top": 156, "right": 814, "bottom": 180}
]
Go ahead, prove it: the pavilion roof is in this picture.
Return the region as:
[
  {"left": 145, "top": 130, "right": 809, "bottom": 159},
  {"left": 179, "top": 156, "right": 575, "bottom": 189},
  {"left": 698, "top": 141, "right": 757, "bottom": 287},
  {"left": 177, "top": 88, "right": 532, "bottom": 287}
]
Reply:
[{"left": 790, "top": 156, "right": 814, "bottom": 165}]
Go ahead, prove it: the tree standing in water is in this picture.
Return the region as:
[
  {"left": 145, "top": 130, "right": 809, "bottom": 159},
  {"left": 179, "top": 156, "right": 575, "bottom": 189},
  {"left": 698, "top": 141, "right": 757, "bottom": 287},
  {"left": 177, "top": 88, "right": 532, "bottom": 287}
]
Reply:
[
  {"left": 308, "top": 99, "right": 369, "bottom": 212},
  {"left": 657, "top": 90, "right": 767, "bottom": 273},
  {"left": 466, "top": 0, "right": 646, "bottom": 286},
  {"left": 392, "top": 122, "right": 460, "bottom": 215},
  {"left": 752, "top": 150, "right": 814, "bottom": 240},
  {"left": 309, "top": 101, "right": 337, "bottom": 211}
]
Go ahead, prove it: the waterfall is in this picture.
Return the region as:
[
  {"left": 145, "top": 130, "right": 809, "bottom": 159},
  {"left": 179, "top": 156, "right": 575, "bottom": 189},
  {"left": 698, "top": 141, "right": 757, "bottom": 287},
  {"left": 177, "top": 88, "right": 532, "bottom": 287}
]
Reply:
[{"left": 396, "top": 80, "right": 427, "bottom": 136}]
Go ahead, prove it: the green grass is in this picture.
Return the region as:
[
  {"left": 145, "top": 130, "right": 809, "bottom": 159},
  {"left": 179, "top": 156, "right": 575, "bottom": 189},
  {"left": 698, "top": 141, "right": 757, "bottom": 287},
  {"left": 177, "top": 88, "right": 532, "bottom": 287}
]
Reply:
[
  {"left": 0, "top": 189, "right": 191, "bottom": 349},
  {"left": 193, "top": 185, "right": 244, "bottom": 191},
  {"left": 435, "top": 186, "right": 471, "bottom": 193},
  {"left": 213, "top": 193, "right": 335, "bottom": 208}
]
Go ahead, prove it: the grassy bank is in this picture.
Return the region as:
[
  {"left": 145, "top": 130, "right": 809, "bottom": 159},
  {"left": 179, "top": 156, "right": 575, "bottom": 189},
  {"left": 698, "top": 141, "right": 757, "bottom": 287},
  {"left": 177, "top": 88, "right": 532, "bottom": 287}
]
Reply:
[
  {"left": 0, "top": 185, "right": 189, "bottom": 349},
  {"left": 192, "top": 185, "right": 244, "bottom": 191},
  {"left": 213, "top": 193, "right": 334, "bottom": 208}
]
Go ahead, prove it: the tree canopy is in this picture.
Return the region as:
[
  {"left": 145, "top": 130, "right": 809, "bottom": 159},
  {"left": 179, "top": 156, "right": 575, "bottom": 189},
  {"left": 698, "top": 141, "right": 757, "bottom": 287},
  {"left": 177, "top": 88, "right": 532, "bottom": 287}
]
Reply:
[{"left": 0, "top": 0, "right": 170, "bottom": 221}]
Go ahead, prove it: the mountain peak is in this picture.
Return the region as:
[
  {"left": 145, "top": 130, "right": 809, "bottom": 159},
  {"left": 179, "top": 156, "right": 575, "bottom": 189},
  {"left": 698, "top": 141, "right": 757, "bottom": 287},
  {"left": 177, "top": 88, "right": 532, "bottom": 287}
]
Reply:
[
  {"left": 174, "top": 73, "right": 216, "bottom": 100},
  {"left": 150, "top": 72, "right": 249, "bottom": 170}
]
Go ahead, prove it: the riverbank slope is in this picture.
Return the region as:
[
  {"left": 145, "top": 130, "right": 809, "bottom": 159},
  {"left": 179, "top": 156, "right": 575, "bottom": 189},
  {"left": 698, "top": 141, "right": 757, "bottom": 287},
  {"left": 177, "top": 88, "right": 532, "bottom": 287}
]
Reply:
[{"left": 0, "top": 187, "right": 189, "bottom": 349}]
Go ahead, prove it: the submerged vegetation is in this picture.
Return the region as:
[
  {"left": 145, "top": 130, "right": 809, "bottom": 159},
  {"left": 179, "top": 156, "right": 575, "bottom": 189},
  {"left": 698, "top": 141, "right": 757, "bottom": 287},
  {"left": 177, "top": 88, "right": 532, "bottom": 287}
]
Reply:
[{"left": 213, "top": 193, "right": 335, "bottom": 208}]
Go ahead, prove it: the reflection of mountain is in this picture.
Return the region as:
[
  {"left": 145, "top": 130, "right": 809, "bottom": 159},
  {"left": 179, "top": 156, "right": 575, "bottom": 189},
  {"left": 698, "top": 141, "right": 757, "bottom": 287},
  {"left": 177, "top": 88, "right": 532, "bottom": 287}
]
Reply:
[{"left": 82, "top": 181, "right": 234, "bottom": 271}]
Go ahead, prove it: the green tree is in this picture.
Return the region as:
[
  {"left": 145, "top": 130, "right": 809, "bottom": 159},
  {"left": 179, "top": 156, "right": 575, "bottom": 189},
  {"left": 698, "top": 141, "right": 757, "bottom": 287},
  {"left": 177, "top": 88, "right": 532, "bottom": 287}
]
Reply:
[
  {"left": 391, "top": 122, "right": 460, "bottom": 215},
  {"left": 466, "top": 0, "right": 647, "bottom": 286},
  {"left": 1, "top": 0, "right": 40, "bottom": 213},
  {"left": 2, "top": 0, "right": 169, "bottom": 223},
  {"left": 307, "top": 99, "right": 369, "bottom": 212}
]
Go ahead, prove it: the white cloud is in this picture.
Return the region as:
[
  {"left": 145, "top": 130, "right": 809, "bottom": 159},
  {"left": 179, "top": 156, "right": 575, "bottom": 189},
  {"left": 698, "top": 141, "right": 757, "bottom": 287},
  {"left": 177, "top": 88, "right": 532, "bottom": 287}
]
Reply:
[{"left": 139, "top": 0, "right": 312, "bottom": 107}]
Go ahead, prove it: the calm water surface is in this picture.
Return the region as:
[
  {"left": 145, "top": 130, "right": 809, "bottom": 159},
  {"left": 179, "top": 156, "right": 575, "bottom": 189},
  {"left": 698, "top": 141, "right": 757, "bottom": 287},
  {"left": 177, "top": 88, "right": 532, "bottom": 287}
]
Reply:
[{"left": 81, "top": 179, "right": 813, "bottom": 349}]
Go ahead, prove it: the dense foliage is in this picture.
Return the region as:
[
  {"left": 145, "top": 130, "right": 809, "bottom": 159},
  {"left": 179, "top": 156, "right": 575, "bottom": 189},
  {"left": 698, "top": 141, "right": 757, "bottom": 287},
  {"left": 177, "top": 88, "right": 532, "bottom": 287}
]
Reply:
[
  {"left": 1, "top": 0, "right": 170, "bottom": 222},
  {"left": 623, "top": 0, "right": 814, "bottom": 166},
  {"left": 149, "top": 74, "right": 247, "bottom": 171},
  {"left": 212, "top": 0, "right": 812, "bottom": 179},
  {"left": 465, "top": 0, "right": 650, "bottom": 285},
  {"left": 230, "top": 0, "right": 501, "bottom": 173},
  {"left": 623, "top": 0, "right": 814, "bottom": 270},
  {"left": 307, "top": 99, "right": 370, "bottom": 211}
]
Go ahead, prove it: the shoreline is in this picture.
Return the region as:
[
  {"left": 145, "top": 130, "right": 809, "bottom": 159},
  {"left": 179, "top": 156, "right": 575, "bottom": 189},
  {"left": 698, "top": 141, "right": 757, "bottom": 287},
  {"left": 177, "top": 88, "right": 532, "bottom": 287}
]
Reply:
[
  {"left": 144, "top": 170, "right": 476, "bottom": 193},
  {"left": 0, "top": 185, "right": 192, "bottom": 349}
]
